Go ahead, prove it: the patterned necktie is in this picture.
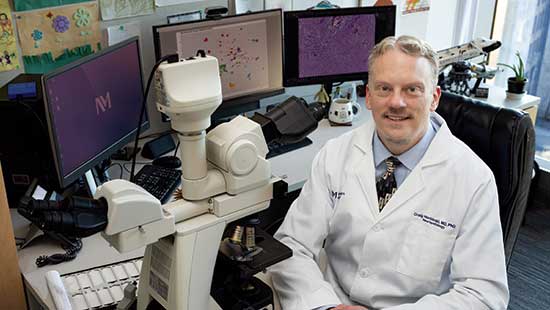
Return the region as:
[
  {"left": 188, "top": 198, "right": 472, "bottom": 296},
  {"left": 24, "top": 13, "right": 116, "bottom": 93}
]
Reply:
[{"left": 376, "top": 156, "right": 400, "bottom": 212}]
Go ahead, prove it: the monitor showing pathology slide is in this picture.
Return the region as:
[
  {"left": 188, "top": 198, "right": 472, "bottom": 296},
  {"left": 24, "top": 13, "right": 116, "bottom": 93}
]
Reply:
[
  {"left": 283, "top": 6, "right": 396, "bottom": 87},
  {"left": 42, "top": 37, "right": 148, "bottom": 189}
]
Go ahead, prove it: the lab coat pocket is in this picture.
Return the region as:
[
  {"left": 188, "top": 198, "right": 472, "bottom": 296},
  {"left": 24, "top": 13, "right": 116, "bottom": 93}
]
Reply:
[{"left": 396, "top": 221, "right": 455, "bottom": 284}]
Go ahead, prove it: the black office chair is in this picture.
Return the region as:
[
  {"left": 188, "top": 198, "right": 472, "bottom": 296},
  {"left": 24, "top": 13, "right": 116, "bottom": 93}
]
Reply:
[{"left": 436, "top": 91, "right": 536, "bottom": 266}]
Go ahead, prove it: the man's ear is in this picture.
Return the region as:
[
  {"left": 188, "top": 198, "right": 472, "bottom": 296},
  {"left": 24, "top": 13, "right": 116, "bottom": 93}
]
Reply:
[{"left": 430, "top": 86, "right": 441, "bottom": 112}]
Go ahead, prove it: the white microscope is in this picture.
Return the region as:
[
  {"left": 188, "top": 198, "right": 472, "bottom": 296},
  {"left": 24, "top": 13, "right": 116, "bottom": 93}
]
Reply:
[{"left": 94, "top": 55, "right": 275, "bottom": 310}]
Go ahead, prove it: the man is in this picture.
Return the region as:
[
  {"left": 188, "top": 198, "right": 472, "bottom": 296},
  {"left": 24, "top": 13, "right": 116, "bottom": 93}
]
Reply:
[{"left": 269, "top": 36, "right": 509, "bottom": 310}]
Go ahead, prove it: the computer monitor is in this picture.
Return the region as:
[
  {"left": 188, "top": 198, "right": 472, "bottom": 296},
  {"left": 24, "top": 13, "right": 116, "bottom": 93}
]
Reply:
[
  {"left": 153, "top": 9, "right": 284, "bottom": 120},
  {"left": 42, "top": 37, "right": 148, "bottom": 189},
  {"left": 283, "top": 6, "right": 396, "bottom": 90}
]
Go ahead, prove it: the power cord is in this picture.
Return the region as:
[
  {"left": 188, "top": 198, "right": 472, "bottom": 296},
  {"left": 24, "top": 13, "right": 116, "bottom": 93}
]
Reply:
[
  {"left": 36, "top": 238, "right": 83, "bottom": 267},
  {"left": 129, "top": 53, "right": 179, "bottom": 182}
]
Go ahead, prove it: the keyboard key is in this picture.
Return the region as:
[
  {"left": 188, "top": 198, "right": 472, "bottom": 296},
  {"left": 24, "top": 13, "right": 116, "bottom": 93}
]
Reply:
[
  {"left": 101, "top": 268, "right": 116, "bottom": 283},
  {"left": 71, "top": 294, "right": 88, "bottom": 310},
  {"left": 124, "top": 262, "right": 140, "bottom": 277},
  {"left": 109, "top": 285, "right": 124, "bottom": 302},
  {"left": 76, "top": 274, "right": 92, "bottom": 289},
  {"left": 88, "top": 270, "right": 104, "bottom": 288},
  {"left": 63, "top": 276, "right": 81, "bottom": 295},
  {"left": 113, "top": 265, "right": 128, "bottom": 280},
  {"left": 135, "top": 260, "right": 143, "bottom": 271},
  {"left": 97, "top": 288, "right": 114, "bottom": 305},
  {"left": 83, "top": 291, "right": 100, "bottom": 308}
]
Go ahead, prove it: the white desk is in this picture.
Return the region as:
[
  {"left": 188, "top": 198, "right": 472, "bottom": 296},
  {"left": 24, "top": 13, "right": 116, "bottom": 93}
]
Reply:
[
  {"left": 14, "top": 108, "right": 371, "bottom": 310},
  {"left": 475, "top": 86, "right": 540, "bottom": 124}
]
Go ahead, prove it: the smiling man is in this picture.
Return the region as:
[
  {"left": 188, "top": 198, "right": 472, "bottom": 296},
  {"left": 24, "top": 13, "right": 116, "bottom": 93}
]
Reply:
[{"left": 270, "top": 36, "right": 509, "bottom": 310}]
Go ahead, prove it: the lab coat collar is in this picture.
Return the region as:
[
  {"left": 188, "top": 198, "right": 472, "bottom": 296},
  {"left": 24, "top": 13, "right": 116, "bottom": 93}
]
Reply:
[{"left": 352, "top": 112, "right": 454, "bottom": 222}]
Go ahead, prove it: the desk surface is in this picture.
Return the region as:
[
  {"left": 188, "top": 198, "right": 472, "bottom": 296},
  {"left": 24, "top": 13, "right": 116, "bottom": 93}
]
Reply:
[
  {"left": 476, "top": 85, "right": 540, "bottom": 111},
  {"left": 14, "top": 107, "right": 371, "bottom": 309}
]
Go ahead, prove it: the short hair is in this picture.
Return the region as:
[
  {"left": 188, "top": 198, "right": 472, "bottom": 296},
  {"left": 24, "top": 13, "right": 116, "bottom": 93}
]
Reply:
[{"left": 368, "top": 35, "right": 439, "bottom": 88}]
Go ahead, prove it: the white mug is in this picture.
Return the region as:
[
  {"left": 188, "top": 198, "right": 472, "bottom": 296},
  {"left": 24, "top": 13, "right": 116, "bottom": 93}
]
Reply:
[{"left": 328, "top": 98, "right": 361, "bottom": 126}]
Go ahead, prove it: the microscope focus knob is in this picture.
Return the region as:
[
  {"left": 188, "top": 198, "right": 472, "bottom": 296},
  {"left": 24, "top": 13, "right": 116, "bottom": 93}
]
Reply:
[{"left": 226, "top": 140, "right": 258, "bottom": 176}]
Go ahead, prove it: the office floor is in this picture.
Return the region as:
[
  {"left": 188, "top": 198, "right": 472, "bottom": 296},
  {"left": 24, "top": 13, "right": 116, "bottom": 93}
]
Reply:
[{"left": 507, "top": 206, "right": 550, "bottom": 309}]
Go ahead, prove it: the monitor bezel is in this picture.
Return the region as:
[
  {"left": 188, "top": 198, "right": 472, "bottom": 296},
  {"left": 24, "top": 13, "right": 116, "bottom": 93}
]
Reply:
[
  {"left": 283, "top": 6, "right": 396, "bottom": 87},
  {"left": 152, "top": 9, "right": 285, "bottom": 118},
  {"left": 42, "top": 37, "right": 149, "bottom": 189}
]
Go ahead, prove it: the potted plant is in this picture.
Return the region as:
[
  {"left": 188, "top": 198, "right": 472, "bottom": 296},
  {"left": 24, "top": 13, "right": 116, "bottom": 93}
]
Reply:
[{"left": 498, "top": 51, "right": 528, "bottom": 97}]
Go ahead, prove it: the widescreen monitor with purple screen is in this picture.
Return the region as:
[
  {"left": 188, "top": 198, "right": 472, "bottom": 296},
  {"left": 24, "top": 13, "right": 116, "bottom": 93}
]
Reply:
[
  {"left": 43, "top": 38, "right": 147, "bottom": 188},
  {"left": 283, "top": 6, "right": 396, "bottom": 87}
]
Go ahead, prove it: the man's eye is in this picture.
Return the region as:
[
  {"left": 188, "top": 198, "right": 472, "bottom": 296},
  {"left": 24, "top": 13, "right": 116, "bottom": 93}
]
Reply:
[{"left": 406, "top": 86, "right": 423, "bottom": 95}]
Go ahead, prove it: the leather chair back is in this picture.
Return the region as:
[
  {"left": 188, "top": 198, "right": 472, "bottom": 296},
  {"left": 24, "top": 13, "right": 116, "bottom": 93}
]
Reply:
[{"left": 436, "top": 91, "right": 535, "bottom": 265}]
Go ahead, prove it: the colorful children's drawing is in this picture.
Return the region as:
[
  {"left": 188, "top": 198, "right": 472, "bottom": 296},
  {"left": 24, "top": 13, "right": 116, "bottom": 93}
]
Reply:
[
  {"left": 15, "top": 2, "right": 101, "bottom": 74},
  {"left": 0, "top": 1, "right": 20, "bottom": 72},
  {"left": 13, "top": 0, "right": 91, "bottom": 12}
]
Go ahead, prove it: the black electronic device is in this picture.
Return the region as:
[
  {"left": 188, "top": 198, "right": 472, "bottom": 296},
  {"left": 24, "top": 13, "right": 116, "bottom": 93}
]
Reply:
[
  {"left": 0, "top": 74, "right": 58, "bottom": 207},
  {"left": 152, "top": 156, "right": 181, "bottom": 169},
  {"left": 133, "top": 165, "right": 182, "bottom": 203},
  {"left": 152, "top": 9, "right": 285, "bottom": 122},
  {"left": 205, "top": 6, "right": 228, "bottom": 19},
  {"left": 283, "top": 6, "right": 396, "bottom": 94},
  {"left": 42, "top": 37, "right": 149, "bottom": 189},
  {"left": 251, "top": 96, "right": 325, "bottom": 158},
  {"left": 141, "top": 133, "right": 176, "bottom": 159}
]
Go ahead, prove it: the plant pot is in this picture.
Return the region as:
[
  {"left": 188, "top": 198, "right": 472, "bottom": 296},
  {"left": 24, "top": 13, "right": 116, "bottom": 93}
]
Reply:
[{"left": 507, "top": 77, "right": 527, "bottom": 94}]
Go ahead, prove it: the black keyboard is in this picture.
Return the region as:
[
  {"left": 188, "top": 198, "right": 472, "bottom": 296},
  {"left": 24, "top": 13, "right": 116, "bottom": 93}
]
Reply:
[
  {"left": 266, "top": 138, "right": 313, "bottom": 159},
  {"left": 133, "top": 165, "right": 182, "bottom": 203}
]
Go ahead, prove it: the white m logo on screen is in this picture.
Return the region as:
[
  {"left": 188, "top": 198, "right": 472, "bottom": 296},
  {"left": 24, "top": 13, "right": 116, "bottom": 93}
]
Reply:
[{"left": 95, "top": 92, "right": 112, "bottom": 115}]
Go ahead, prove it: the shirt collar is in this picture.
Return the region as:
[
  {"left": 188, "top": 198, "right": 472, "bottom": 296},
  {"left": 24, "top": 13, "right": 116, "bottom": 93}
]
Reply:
[{"left": 373, "top": 115, "right": 438, "bottom": 171}]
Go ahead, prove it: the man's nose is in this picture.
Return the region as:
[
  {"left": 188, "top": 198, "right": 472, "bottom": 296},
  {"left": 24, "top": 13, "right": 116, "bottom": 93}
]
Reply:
[{"left": 388, "top": 90, "right": 406, "bottom": 108}]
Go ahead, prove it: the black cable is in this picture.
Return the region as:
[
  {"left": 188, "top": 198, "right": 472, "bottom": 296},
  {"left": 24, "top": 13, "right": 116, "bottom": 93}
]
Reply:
[
  {"left": 139, "top": 128, "right": 176, "bottom": 140},
  {"left": 129, "top": 54, "right": 179, "bottom": 182},
  {"left": 173, "top": 140, "right": 180, "bottom": 157},
  {"left": 15, "top": 97, "right": 48, "bottom": 133},
  {"left": 123, "top": 161, "right": 151, "bottom": 173},
  {"left": 36, "top": 238, "right": 83, "bottom": 267}
]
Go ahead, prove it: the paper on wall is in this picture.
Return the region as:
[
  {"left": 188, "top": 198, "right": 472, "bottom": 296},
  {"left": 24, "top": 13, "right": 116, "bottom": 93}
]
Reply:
[
  {"left": 401, "top": 0, "right": 430, "bottom": 15},
  {"left": 0, "top": 1, "right": 21, "bottom": 72},
  {"left": 235, "top": 0, "right": 264, "bottom": 14},
  {"left": 155, "top": 0, "right": 197, "bottom": 7},
  {"left": 99, "top": 0, "right": 155, "bottom": 21},
  {"left": 264, "top": 0, "right": 292, "bottom": 11},
  {"left": 105, "top": 22, "right": 141, "bottom": 46},
  {"left": 360, "top": 0, "right": 394, "bottom": 6}
]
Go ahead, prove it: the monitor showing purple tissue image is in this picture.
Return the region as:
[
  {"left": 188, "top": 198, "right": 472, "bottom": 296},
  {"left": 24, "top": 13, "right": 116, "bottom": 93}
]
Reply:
[
  {"left": 298, "top": 14, "right": 375, "bottom": 78},
  {"left": 43, "top": 37, "right": 148, "bottom": 188},
  {"left": 283, "top": 6, "right": 396, "bottom": 87}
]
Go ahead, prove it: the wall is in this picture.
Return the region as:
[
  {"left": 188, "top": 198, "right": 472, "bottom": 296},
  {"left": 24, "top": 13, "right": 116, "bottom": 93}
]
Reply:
[
  {"left": 0, "top": 0, "right": 225, "bottom": 133},
  {"left": 0, "top": 0, "right": 497, "bottom": 133}
]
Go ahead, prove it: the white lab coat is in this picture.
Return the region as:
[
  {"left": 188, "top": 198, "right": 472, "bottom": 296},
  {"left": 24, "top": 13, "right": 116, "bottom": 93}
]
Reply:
[{"left": 270, "top": 113, "right": 509, "bottom": 310}]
